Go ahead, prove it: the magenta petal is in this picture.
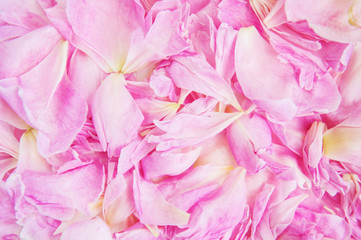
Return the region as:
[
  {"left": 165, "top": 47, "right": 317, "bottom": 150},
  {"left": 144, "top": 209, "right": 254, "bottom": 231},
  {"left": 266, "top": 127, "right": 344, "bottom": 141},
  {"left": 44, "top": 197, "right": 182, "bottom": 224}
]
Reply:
[{"left": 92, "top": 73, "right": 144, "bottom": 157}]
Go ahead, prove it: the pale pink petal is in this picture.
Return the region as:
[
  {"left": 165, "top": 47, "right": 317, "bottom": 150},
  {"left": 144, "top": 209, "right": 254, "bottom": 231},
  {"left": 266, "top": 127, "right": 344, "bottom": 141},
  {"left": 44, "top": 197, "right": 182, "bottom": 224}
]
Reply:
[
  {"left": 0, "top": 97, "right": 27, "bottom": 129},
  {"left": 20, "top": 214, "right": 60, "bottom": 240},
  {"left": 227, "top": 118, "right": 266, "bottom": 173},
  {"left": 17, "top": 129, "right": 51, "bottom": 173},
  {"left": 68, "top": 50, "right": 105, "bottom": 108},
  {"left": 122, "top": 8, "right": 188, "bottom": 74},
  {"left": 158, "top": 165, "right": 234, "bottom": 211},
  {"left": 92, "top": 73, "right": 144, "bottom": 157},
  {"left": 148, "top": 112, "right": 242, "bottom": 151},
  {"left": 218, "top": 0, "right": 259, "bottom": 29},
  {"left": 0, "top": 121, "right": 19, "bottom": 159},
  {"left": 323, "top": 126, "right": 361, "bottom": 167},
  {"left": 61, "top": 217, "right": 112, "bottom": 240},
  {"left": 133, "top": 169, "right": 190, "bottom": 226},
  {"left": 19, "top": 41, "right": 88, "bottom": 156},
  {"left": 103, "top": 174, "right": 134, "bottom": 232},
  {"left": 176, "top": 168, "right": 247, "bottom": 239},
  {"left": 215, "top": 23, "right": 238, "bottom": 83},
  {"left": 0, "top": 26, "right": 62, "bottom": 78},
  {"left": 167, "top": 53, "right": 241, "bottom": 109},
  {"left": 66, "top": 0, "right": 145, "bottom": 72},
  {"left": 284, "top": 0, "right": 361, "bottom": 43},
  {"left": 21, "top": 162, "right": 104, "bottom": 220},
  {"left": 141, "top": 147, "right": 201, "bottom": 179}
]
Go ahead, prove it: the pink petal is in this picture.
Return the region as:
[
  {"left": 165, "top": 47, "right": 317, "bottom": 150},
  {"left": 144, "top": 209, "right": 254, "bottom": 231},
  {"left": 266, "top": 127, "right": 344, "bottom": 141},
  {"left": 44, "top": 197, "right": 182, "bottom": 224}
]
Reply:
[
  {"left": 61, "top": 217, "right": 112, "bottom": 240},
  {"left": 284, "top": 0, "right": 361, "bottom": 43},
  {"left": 92, "top": 73, "right": 144, "bottom": 157},
  {"left": 141, "top": 147, "right": 202, "bottom": 179},
  {"left": 167, "top": 53, "right": 241, "bottom": 109},
  {"left": 66, "top": 0, "right": 145, "bottom": 72},
  {"left": 19, "top": 41, "right": 88, "bottom": 156},
  {"left": 122, "top": 8, "right": 188, "bottom": 73},
  {"left": 0, "top": 26, "right": 62, "bottom": 78},
  {"left": 21, "top": 162, "right": 104, "bottom": 220},
  {"left": 133, "top": 169, "right": 190, "bottom": 226},
  {"left": 176, "top": 168, "right": 247, "bottom": 239},
  {"left": 148, "top": 112, "right": 242, "bottom": 151}
]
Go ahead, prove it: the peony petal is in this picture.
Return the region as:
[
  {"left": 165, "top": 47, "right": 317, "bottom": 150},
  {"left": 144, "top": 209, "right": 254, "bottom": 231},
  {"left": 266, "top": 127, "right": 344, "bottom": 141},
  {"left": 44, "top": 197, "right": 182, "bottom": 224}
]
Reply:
[
  {"left": 17, "top": 129, "right": 51, "bottom": 173},
  {"left": 141, "top": 147, "right": 202, "bottom": 179},
  {"left": 323, "top": 126, "right": 361, "bottom": 167},
  {"left": 122, "top": 8, "right": 188, "bottom": 74},
  {"left": 66, "top": 0, "right": 145, "bottom": 72},
  {"left": 284, "top": 0, "right": 361, "bottom": 43},
  {"left": 21, "top": 162, "right": 104, "bottom": 220},
  {"left": 167, "top": 53, "right": 241, "bottom": 109},
  {"left": 92, "top": 73, "right": 144, "bottom": 157},
  {"left": 149, "top": 112, "right": 242, "bottom": 151},
  {"left": 133, "top": 169, "right": 190, "bottom": 226},
  {"left": 0, "top": 26, "right": 62, "bottom": 78},
  {"left": 61, "top": 217, "right": 112, "bottom": 240},
  {"left": 177, "top": 168, "right": 247, "bottom": 239},
  {"left": 19, "top": 40, "right": 88, "bottom": 156}
]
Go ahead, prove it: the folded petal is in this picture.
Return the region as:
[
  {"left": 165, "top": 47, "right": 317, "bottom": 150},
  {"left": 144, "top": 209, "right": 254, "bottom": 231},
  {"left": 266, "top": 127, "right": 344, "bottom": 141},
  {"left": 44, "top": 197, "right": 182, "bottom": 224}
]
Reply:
[
  {"left": 92, "top": 73, "right": 144, "bottom": 157},
  {"left": 227, "top": 114, "right": 271, "bottom": 174}
]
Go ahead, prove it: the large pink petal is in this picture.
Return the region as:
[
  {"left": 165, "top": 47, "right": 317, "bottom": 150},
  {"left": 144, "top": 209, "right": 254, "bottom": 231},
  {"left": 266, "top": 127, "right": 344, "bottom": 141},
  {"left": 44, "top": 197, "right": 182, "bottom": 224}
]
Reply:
[
  {"left": 0, "top": 26, "right": 62, "bottom": 78},
  {"left": 19, "top": 41, "right": 88, "bottom": 156},
  {"left": 21, "top": 162, "right": 104, "bottom": 220},
  {"left": 66, "top": 0, "right": 145, "bottom": 72},
  {"left": 92, "top": 73, "right": 144, "bottom": 157}
]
